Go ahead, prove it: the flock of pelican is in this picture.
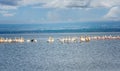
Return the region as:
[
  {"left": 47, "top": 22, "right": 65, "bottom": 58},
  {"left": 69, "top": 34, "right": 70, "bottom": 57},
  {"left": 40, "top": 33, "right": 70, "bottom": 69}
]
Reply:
[
  {"left": 47, "top": 35, "right": 120, "bottom": 43},
  {"left": 46, "top": 36, "right": 92, "bottom": 43},
  {"left": 0, "top": 37, "right": 24, "bottom": 43},
  {"left": 0, "top": 35, "right": 120, "bottom": 43},
  {"left": 91, "top": 35, "right": 120, "bottom": 40}
]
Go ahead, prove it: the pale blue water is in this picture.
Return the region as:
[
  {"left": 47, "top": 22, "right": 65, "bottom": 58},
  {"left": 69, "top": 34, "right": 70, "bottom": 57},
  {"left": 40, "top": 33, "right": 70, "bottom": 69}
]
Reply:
[
  {"left": 0, "top": 32, "right": 120, "bottom": 71},
  {"left": 0, "top": 23, "right": 120, "bottom": 34}
]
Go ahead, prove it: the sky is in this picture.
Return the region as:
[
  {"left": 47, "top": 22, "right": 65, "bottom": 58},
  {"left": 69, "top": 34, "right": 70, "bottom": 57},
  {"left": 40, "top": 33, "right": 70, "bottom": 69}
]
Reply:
[{"left": 0, "top": 0, "right": 120, "bottom": 24}]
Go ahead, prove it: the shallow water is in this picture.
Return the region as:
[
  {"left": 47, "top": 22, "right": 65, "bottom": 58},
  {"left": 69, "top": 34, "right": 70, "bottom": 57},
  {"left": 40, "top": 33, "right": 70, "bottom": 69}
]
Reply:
[{"left": 0, "top": 32, "right": 120, "bottom": 71}]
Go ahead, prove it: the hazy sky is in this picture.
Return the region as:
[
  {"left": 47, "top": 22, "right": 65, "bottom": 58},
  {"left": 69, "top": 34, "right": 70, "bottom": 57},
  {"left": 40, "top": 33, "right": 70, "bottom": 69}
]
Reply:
[{"left": 0, "top": 0, "right": 120, "bottom": 24}]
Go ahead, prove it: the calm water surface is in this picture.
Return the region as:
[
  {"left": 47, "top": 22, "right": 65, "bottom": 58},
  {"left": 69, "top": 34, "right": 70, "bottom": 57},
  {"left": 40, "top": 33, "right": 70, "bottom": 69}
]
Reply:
[{"left": 0, "top": 32, "right": 120, "bottom": 71}]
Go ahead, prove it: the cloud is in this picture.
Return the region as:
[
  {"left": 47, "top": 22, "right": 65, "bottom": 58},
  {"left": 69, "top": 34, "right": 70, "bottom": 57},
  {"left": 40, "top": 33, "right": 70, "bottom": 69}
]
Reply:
[
  {"left": 0, "top": 0, "right": 120, "bottom": 10},
  {"left": 0, "top": 10, "right": 7, "bottom": 14},
  {"left": 90, "top": 0, "right": 120, "bottom": 8},
  {"left": 95, "top": 0, "right": 120, "bottom": 21},
  {"left": 0, "top": 10, "right": 15, "bottom": 17},
  {"left": 18, "top": 0, "right": 43, "bottom": 6},
  {"left": 0, "top": 0, "right": 120, "bottom": 21},
  {"left": 0, "top": 0, "right": 18, "bottom": 17},
  {"left": 38, "top": 0, "right": 91, "bottom": 8},
  {"left": 0, "top": 0, "right": 50, "bottom": 16},
  {"left": 104, "top": 6, "right": 120, "bottom": 21},
  {"left": 0, "top": 0, "right": 120, "bottom": 9},
  {"left": 0, "top": 4, "right": 18, "bottom": 10},
  {"left": 3, "top": 13, "right": 15, "bottom": 17},
  {"left": 0, "top": 0, "right": 20, "bottom": 6},
  {"left": 32, "top": 0, "right": 120, "bottom": 9}
]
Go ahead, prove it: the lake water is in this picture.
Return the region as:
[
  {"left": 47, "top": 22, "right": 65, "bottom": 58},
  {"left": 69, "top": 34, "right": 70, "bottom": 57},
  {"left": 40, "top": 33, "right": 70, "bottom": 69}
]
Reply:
[{"left": 0, "top": 32, "right": 120, "bottom": 71}]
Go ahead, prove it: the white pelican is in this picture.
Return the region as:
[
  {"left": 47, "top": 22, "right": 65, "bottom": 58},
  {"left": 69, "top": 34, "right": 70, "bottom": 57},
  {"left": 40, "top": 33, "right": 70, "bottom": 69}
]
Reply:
[{"left": 47, "top": 37, "right": 54, "bottom": 43}]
